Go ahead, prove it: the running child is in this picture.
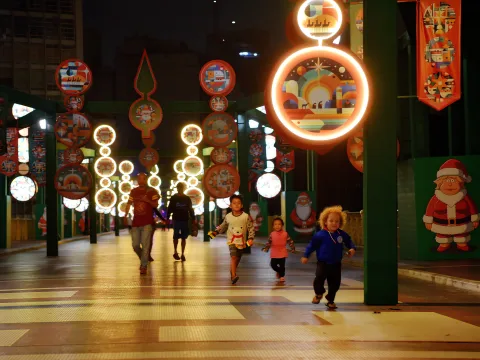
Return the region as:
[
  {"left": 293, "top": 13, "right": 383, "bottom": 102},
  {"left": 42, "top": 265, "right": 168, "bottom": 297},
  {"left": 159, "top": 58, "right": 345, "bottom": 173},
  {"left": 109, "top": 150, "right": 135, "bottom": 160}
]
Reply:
[
  {"left": 301, "top": 206, "right": 356, "bottom": 309},
  {"left": 262, "top": 218, "right": 295, "bottom": 282}
]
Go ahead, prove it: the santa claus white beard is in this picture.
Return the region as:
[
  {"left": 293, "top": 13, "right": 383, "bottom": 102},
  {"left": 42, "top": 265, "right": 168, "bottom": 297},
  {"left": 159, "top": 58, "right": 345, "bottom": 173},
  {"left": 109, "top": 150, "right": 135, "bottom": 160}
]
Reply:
[
  {"left": 250, "top": 209, "right": 259, "bottom": 220},
  {"left": 296, "top": 204, "right": 311, "bottom": 221}
]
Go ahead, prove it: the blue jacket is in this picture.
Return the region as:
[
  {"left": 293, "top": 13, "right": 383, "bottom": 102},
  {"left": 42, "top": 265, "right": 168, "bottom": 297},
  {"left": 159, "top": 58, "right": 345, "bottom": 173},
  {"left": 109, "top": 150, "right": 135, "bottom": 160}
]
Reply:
[{"left": 303, "top": 229, "right": 356, "bottom": 264}]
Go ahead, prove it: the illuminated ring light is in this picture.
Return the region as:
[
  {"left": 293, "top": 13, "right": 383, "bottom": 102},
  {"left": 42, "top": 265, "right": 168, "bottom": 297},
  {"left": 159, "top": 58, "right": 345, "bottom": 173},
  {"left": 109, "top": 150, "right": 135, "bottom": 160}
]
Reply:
[
  {"left": 94, "top": 157, "right": 117, "bottom": 178},
  {"left": 121, "top": 194, "right": 129, "bottom": 202},
  {"left": 10, "top": 176, "right": 36, "bottom": 202},
  {"left": 148, "top": 175, "right": 161, "bottom": 188},
  {"left": 99, "top": 146, "right": 111, "bottom": 157},
  {"left": 121, "top": 174, "right": 130, "bottom": 181},
  {"left": 185, "top": 187, "right": 205, "bottom": 209},
  {"left": 95, "top": 188, "right": 118, "bottom": 210},
  {"left": 100, "top": 177, "right": 112, "bottom": 188},
  {"left": 187, "top": 177, "right": 199, "bottom": 187},
  {"left": 297, "top": 0, "right": 343, "bottom": 42},
  {"left": 182, "top": 156, "right": 204, "bottom": 177},
  {"left": 118, "top": 201, "right": 128, "bottom": 216},
  {"left": 186, "top": 145, "right": 199, "bottom": 156},
  {"left": 181, "top": 124, "right": 203, "bottom": 146},
  {"left": 119, "top": 160, "right": 134, "bottom": 175},
  {"left": 94, "top": 125, "right": 116, "bottom": 147},
  {"left": 173, "top": 160, "right": 184, "bottom": 174},
  {"left": 267, "top": 45, "right": 369, "bottom": 146},
  {"left": 150, "top": 164, "right": 159, "bottom": 175},
  {"left": 63, "top": 198, "right": 81, "bottom": 209},
  {"left": 177, "top": 173, "right": 186, "bottom": 181},
  {"left": 119, "top": 181, "right": 133, "bottom": 195},
  {"left": 256, "top": 173, "right": 282, "bottom": 199},
  {"left": 75, "top": 197, "right": 89, "bottom": 212}
]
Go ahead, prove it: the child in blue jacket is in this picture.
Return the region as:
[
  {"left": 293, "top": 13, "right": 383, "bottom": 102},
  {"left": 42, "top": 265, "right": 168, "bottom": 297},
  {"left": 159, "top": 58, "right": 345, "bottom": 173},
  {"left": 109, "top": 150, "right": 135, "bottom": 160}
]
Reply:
[{"left": 301, "top": 206, "right": 356, "bottom": 309}]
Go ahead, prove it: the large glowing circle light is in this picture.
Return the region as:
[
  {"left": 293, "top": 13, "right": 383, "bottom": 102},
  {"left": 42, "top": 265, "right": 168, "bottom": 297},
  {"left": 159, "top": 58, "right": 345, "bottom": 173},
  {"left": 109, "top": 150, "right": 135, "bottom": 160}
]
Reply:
[
  {"left": 187, "top": 177, "right": 199, "bottom": 187},
  {"left": 184, "top": 187, "right": 205, "bottom": 209},
  {"left": 75, "top": 197, "right": 89, "bottom": 212},
  {"left": 99, "top": 146, "right": 111, "bottom": 157},
  {"left": 94, "top": 125, "right": 116, "bottom": 147},
  {"left": 95, "top": 188, "right": 117, "bottom": 209},
  {"left": 119, "top": 161, "right": 134, "bottom": 175},
  {"left": 182, "top": 156, "right": 204, "bottom": 177},
  {"left": 177, "top": 173, "right": 186, "bottom": 181},
  {"left": 256, "top": 173, "right": 282, "bottom": 199},
  {"left": 297, "top": 0, "right": 343, "bottom": 42},
  {"left": 148, "top": 175, "right": 161, "bottom": 188},
  {"left": 10, "top": 176, "right": 36, "bottom": 202},
  {"left": 94, "top": 157, "right": 117, "bottom": 178},
  {"left": 186, "top": 145, "right": 199, "bottom": 156},
  {"left": 63, "top": 198, "right": 81, "bottom": 209},
  {"left": 181, "top": 124, "right": 203, "bottom": 146}
]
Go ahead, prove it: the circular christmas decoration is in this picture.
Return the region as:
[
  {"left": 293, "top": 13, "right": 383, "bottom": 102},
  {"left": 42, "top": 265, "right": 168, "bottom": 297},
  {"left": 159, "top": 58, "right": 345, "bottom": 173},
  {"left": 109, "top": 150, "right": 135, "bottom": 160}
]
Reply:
[
  {"left": 54, "top": 112, "right": 92, "bottom": 148},
  {"left": 173, "top": 160, "right": 184, "bottom": 174},
  {"left": 148, "top": 175, "right": 161, "bottom": 188},
  {"left": 181, "top": 124, "right": 203, "bottom": 146},
  {"left": 210, "top": 147, "right": 232, "bottom": 165},
  {"left": 119, "top": 181, "right": 133, "bottom": 195},
  {"left": 55, "top": 59, "right": 93, "bottom": 95},
  {"left": 54, "top": 164, "right": 93, "bottom": 200},
  {"left": 95, "top": 188, "right": 117, "bottom": 209},
  {"left": 203, "top": 164, "right": 240, "bottom": 199},
  {"left": 94, "top": 125, "right": 116, "bottom": 147},
  {"left": 63, "top": 198, "right": 81, "bottom": 210},
  {"left": 256, "top": 173, "right": 282, "bottom": 199},
  {"left": 297, "top": 0, "right": 343, "bottom": 42},
  {"left": 94, "top": 157, "right": 117, "bottom": 178},
  {"left": 142, "top": 132, "right": 156, "bottom": 148},
  {"left": 199, "top": 60, "right": 236, "bottom": 96},
  {"left": 121, "top": 194, "right": 129, "bottom": 202},
  {"left": 18, "top": 163, "right": 29, "bottom": 175},
  {"left": 187, "top": 177, "right": 199, "bottom": 187},
  {"left": 177, "top": 173, "right": 186, "bottom": 181},
  {"left": 64, "top": 95, "right": 84, "bottom": 112},
  {"left": 63, "top": 148, "right": 84, "bottom": 165},
  {"left": 184, "top": 187, "right": 205, "bottom": 209},
  {"left": 129, "top": 98, "right": 163, "bottom": 138},
  {"left": 182, "top": 156, "right": 203, "bottom": 177},
  {"left": 186, "top": 145, "right": 199, "bottom": 156},
  {"left": 202, "top": 112, "right": 237, "bottom": 147},
  {"left": 121, "top": 175, "right": 130, "bottom": 181},
  {"left": 118, "top": 200, "right": 128, "bottom": 215},
  {"left": 139, "top": 147, "right": 159, "bottom": 171},
  {"left": 75, "top": 197, "right": 89, "bottom": 212},
  {"left": 209, "top": 96, "right": 229, "bottom": 112},
  {"left": 119, "top": 160, "right": 134, "bottom": 175},
  {"left": 99, "top": 146, "right": 111, "bottom": 157},
  {"left": 100, "top": 177, "right": 112, "bottom": 188},
  {"left": 10, "top": 176, "right": 36, "bottom": 202}
]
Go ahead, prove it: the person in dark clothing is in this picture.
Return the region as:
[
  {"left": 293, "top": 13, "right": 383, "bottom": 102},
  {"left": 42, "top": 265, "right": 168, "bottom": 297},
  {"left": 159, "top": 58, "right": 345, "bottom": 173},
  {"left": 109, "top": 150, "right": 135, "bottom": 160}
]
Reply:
[
  {"left": 148, "top": 207, "right": 167, "bottom": 262},
  {"left": 167, "top": 182, "right": 195, "bottom": 261}
]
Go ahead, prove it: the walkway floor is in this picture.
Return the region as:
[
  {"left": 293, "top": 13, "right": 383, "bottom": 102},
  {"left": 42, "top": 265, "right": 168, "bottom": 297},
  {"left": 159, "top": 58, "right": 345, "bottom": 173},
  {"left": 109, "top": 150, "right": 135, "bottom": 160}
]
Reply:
[{"left": 0, "top": 230, "right": 479, "bottom": 359}]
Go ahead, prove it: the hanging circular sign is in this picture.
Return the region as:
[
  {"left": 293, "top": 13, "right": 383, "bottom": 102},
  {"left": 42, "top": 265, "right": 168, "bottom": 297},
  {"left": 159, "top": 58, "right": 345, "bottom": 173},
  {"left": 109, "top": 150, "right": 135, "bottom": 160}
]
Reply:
[
  {"left": 210, "top": 147, "right": 232, "bottom": 165},
  {"left": 94, "top": 157, "right": 117, "bottom": 178},
  {"left": 186, "top": 145, "right": 199, "bottom": 156},
  {"left": 10, "top": 176, "right": 36, "bottom": 202},
  {"left": 187, "top": 177, "right": 199, "bottom": 187},
  {"left": 75, "top": 197, "right": 89, "bottom": 212},
  {"left": 18, "top": 163, "right": 29, "bottom": 175},
  {"left": 95, "top": 188, "right": 117, "bottom": 209},
  {"left": 55, "top": 59, "right": 93, "bottom": 95},
  {"left": 129, "top": 98, "right": 163, "bottom": 138},
  {"left": 54, "top": 164, "right": 93, "bottom": 200},
  {"left": 94, "top": 125, "right": 116, "bottom": 147},
  {"left": 142, "top": 132, "right": 156, "bottom": 148},
  {"left": 184, "top": 187, "right": 205, "bottom": 209},
  {"left": 63, "top": 148, "right": 84, "bottom": 165},
  {"left": 139, "top": 147, "right": 159, "bottom": 171},
  {"left": 173, "top": 160, "right": 184, "bottom": 174},
  {"left": 119, "top": 181, "right": 133, "bottom": 195},
  {"left": 297, "top": 0, "right": 343, "bottom": 42},
  {"left": 199, "top": 60, "right": 236, "bottom": 96},
  {"left": 209, "top": 96, "right": 229, "bottom": 112},
  {"left": 181, "top": 124, "right": 203, "bottom": 146},
  {"left": 256, "top": 173, "right": 282, "bottom": 199},
  {"left": 63, "top": 197, "right": 81, "bottom": 210},
  {"left": 64, "top": 95, "right": 84, "bottom": 112},
  {"left": 182, "top": 156, "right": 203, "bottom": 177},
  {"left": 54, "top": 112, "right": 92, "bottom": 148},
  {"left": 100, "top": 177, "right": 112, "bottom": 188},
  {"left": 203, "top": 164, "right": 240, "bottom": 199},
  {"left": 202, "top": 112, "right": 237, "bottom": 147},
  {"left": 119, "top": 160, "right": 134, "bottom": 175},
  {"left": 99, "top": 146, "right": 111, "bottom": 157}
]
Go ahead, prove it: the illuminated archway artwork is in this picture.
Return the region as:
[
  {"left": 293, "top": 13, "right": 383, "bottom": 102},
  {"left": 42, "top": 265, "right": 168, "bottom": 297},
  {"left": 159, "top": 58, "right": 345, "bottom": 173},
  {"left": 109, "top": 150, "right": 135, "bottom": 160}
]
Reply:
[{"left": 266, "top": 0, "right": 370, "bottom": 149}]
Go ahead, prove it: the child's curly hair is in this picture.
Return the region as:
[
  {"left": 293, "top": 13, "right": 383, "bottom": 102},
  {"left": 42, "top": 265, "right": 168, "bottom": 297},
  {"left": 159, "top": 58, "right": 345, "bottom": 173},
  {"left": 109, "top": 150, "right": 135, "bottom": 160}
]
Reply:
[{"left": 318, "top": 205, "right": 347, "bottom": 229}]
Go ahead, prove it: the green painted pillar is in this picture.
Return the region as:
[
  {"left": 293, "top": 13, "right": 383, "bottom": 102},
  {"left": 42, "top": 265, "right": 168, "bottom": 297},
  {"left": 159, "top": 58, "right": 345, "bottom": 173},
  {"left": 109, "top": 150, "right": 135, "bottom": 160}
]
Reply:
[
  {"left": 45, "top": 118, "right": 58, "bottom": 256},
  {"left": 237, "top": 113, "right": 251, "bottom": 253},
  {"left": 0, "top": 175, "right": 8, "bottom": 249},
  {"left": 203, "top": 150, "right": 211, "bottom": 242},
  {"left": 88, "top": 160, "right": 97, "bottom": 244},
  {"left": 114, "top": 181, "right": 120, "bottom": 237},
  {"left": 363, "top": 0, "right": 398, "bottom": 305}
]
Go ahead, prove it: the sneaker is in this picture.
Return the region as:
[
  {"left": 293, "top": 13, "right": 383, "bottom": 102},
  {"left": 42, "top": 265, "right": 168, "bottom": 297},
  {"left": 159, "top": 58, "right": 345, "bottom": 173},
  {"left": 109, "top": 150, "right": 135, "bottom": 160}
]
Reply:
[
  {"left": 231, "top": 276, "right": 239, "bottom": 285},
  {"left": 173, "top": 253, "right": 180, "bottom": 260},
  {"left": 279, "top": 277, "right": 285, "bottom": 282},
  {"left": 312, "top": 294, "right": 323, "bottom": 304},
  {"left": 181, "top": 254, "right": 186, "bottom": 262},
  {"left": 326, "top": 302, "right": 337, "bottom": 309},
  {"left": 140, "top": 267, "right": 147, "bottom": 275}
]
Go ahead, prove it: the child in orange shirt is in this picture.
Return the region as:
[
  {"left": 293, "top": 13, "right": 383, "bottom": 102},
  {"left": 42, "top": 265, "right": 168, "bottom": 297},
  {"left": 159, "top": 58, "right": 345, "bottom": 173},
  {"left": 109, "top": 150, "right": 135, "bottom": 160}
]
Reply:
[{"left": 262, "top": 218, "right": 295, "bottom": 282}]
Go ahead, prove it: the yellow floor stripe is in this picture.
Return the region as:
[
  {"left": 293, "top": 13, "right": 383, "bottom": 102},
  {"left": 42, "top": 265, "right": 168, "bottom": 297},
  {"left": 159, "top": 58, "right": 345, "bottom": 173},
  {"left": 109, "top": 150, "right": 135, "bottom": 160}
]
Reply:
[
  {"left": 0, "top": 329, "right": 29, "bottom": 346},
  {"left": 0, "top": 291, "right": 77, "bottom": 300}
]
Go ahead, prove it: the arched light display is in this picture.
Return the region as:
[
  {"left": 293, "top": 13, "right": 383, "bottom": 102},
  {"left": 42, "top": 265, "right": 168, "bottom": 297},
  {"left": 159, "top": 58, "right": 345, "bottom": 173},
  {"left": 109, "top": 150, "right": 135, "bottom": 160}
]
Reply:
[
  {"left": 63, "top": 198, "right": 81, "bottom": 209},
  {"left": 182, "top": 156, "right": 204, "bottom": 177},
  {"left": 94, "top": 125, "right": 118, "bottom": 213},
  {"left": 256, "top": 173, "right": 282, "bottom": 199},
  {"left": 181, "top": 124, "right": 203, "bottom": 146},
  {"left": 12, "top": 104, "right": 34, "bottom": 120},
  {"left": 265, "top": 0, "right": 370, "bottom": 148},
  {"left": 10, "top": 176, "right": 36, "bottom": 202}
]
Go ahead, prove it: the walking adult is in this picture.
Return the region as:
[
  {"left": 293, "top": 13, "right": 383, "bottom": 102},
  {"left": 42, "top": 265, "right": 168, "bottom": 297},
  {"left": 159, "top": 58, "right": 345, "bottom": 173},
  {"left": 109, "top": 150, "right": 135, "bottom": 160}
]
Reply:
[
  {"left": 124, "top": 173, "right": 160, "bottom": 275},
  {"left": 167, "top": 182, "right": 195, "bottom": 261}
]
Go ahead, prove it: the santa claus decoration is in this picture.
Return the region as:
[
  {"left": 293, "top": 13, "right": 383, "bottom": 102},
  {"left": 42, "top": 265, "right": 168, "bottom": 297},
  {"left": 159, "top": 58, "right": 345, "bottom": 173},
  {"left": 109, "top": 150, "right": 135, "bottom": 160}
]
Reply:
[
  {"left": 249, "top": 202, "right": 264, "bottom": 232},
  {"left": 290, "top": 192, "right": 317, "bottom": 234},
  {"left": 423, "top": 159, "right": 479, "bottom": 252}
]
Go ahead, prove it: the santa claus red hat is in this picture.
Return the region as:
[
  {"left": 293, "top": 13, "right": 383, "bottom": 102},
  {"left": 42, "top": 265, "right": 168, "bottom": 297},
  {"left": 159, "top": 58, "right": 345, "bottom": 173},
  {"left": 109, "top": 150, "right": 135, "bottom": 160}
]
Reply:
[
  {"left": 297, "top": 192, "right": 311, "bottom": 201},
  {"left": 436, "top": 159, "right": 472, "bottom": 183}
]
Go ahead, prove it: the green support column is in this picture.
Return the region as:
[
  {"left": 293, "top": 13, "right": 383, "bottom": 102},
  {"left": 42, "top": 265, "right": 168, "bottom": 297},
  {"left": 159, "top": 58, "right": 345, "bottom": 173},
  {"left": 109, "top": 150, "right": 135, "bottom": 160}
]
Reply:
[
  {"left": 89, "top": 160, "right": 97, "bottom": 244},
  {"left": 45, "top": 118, "right": 59, "bottom": 256},
  {"left": 114, "top": 181, "right": 120, "bottom": 237},
  {"left": 237, "top": 113, "right": 251, "bottom": 253},
  {"left": 363, "top": 0, "right": 398, "bottom": 305},
  {"left": 0, "top": 175, "right": 8, "bottom": 249},
  {"left": 203, "top": 151, "right": 211, "bottom": 242}
]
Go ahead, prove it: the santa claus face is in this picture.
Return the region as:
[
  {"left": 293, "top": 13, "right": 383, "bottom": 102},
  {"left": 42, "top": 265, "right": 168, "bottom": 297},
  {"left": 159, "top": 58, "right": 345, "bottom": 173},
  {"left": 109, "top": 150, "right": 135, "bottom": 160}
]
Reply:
[
  {"left": 249, "top": 203, "right": 260, "bottom": 220},
  {"left": 326, "top": 213, "right": 340, "bottom": 232},
  {"left": 438, "top": 176, "right": 463, "bottom": 195},
  {"left": 295, "top": 196, "right": 312, "bottom": 221},
  {"left": 141, "top": 109, "right": 152, "bottom": 122}
]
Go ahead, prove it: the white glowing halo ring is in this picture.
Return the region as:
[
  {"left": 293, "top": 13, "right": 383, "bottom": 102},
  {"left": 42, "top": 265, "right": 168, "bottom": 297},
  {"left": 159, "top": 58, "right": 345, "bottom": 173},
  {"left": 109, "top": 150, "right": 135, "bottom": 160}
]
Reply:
[
  {"left": 177, "top": 173, "right": 186, "bottom": 181},
  {"left": 99, "top": 146, "right": 111, "bottom": 157},
  {"left": 173, "top": 160, "right": 184, "bottom": 174},
  {"left": 148, "top": 175, "right": 162, "bottom": 188},
  {"left": 184, "top": 186, "right": 205, "bottom": 209},
  {"left": 297, "top": 0, "right": 343, "bottom": 42},
  {"left": 121, "top": 194, "right": 129, "bottom": 201},
  {"left": 182, "top": 155, "right": 204, "bottom": 177},
  {"left": 187, "top": 177, "right": 199, "bottom": 187},
  {"left": 119, "top": 181, "right": 133, "bottom": 195},
  {"left": 94, "top": 156, "right": 117, "bottom": 178},
  {"left": 95, "top": 188, "right": 118, "bottom": 210},
  {"left": 93, "top": 125, "right": 116, "bottom": 147},
  {"left": 150, "top": 164, "right": 159, "bottom": 175},
  {"left": 118, "top": 201, "right": 128, "bottom": 214},
  {"left": 181, "top": 124, "right": 203, "bottom": 146},
  {"left": 270, "top": 45, "right": 369, "bottom": 143},
  {"left": 186, "top": 145, "right": 199, "bottom": 156},
  {"left": 119, "top": 160, "right": 134, "bottom": 175},
  {"left": 121, "top": 174, "right": 130, "bottom": 181},
  {"left": 100, "top": 177, "right": 112, "bottom": 188}
]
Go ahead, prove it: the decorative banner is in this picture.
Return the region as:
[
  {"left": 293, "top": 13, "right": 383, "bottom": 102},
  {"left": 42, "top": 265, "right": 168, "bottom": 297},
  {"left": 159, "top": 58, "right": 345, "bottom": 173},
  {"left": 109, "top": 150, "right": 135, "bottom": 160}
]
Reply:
[
  {"left": 0, "top": 128, "right": 18, "bottom": 176},
  {"left": 211, "top": 147, "right": 232, "bottom": 165},
  {"left": 228, "top": 148, "right": 237, "bottom": 167},
  {"left": 54, "top": 112, "right": 92, "bottom": 148},
  {"left": 209, "top": 96, "right": 229, "bottom": 112},
  {"left": 29, "top": 129, "right": 46, "bottom": 185},
  {"left": 64, "top": 95, "right": 84, "bottom": 112},
  {"left": 63, "top": 148, "right": 84, "bottom": 165},
  {"left": 139, "top": 147, "right": 159, "bottom": 171},
  {"left": 248, "top": 128, "right": 266, "bottom": 172},
  {"left": 199, "top": 60, "right": 236, "bottom": 96},
  {"left": 350, "top": 2, "right": 364, "bottom": 60},
  {"left": 276, "top": 149, "right": 295, "bottom": 173},
  {"left": 55, "top": 59, "right": 93, "bottom": 95},
  {"left": 184, "top": 187, "right": 205, "bottom": 209},
  {"left": 54, "top": 164, "right": 93, "bottom": 200},
  {"left": 181, "top": 124, "right": 203, "bottom": 146},
  {"left": 57, "top": 150, "right": 66, "bottom": 168},
  {"left": 203, "top": 164, "right": 240, "bottom": 199},
  {"left": 202, "top": 112, "right": 237, "bottom": 147},
  {"left": 417, "top": 1, "right": 460, "bottom": 111}
]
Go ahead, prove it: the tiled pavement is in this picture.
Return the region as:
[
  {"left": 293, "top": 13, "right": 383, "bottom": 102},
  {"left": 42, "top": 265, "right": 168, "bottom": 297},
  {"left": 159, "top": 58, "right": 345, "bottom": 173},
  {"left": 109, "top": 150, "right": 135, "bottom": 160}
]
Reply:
[{"left": 0, "top": 229, "right": 479, "bottom": 359}]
